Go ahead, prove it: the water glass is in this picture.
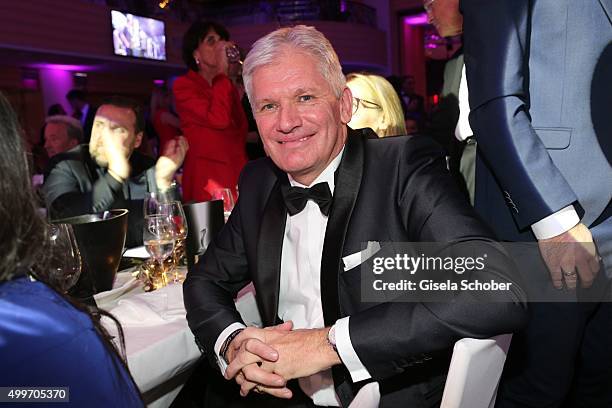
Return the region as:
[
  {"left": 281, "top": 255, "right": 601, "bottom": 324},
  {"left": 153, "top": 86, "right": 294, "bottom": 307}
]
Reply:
[
  {"left": 143, "top": 215, "right": 175, "bottom": 264},
  {"left": 226, "top": 44, "right": 241, "bottom": 64}
]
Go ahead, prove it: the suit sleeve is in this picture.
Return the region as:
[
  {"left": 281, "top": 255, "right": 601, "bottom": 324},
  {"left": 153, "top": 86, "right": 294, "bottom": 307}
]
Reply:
[
  {"left": 462, "top": 0, "right": 579, "bottom": 229},
  {"left": 182, "top": 172, "right": 251, "bottom": 366},
  {"left": 43, "top": 159, "right": 151, "bottom": 247},
  {"left": 347, "top": 137, "right": 528, "bottom": 381},
  {"left": 173, "top": 73, "right": 236, "bottom": 130},
  {"left": 43, "top": 159, "right": 128, "bottom": 218}
]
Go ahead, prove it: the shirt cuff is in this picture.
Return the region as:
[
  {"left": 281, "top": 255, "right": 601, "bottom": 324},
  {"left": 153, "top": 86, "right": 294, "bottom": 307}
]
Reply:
[
  {"left": 531, "top": 205, "right": 580, "bottom": 240},
  {"left": 213, "top": 322, "right": 246, "bottom": 375},
  {"left": 334, "top": 317, "right": 372, "bottom": 382}
]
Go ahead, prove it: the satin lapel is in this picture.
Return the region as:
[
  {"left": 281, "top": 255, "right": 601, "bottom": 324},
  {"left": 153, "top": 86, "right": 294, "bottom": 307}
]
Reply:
[
  {"left": 256, "top": 170, "right": 288, "bottom": 327},
  {"left": 320, "top": 129, "right": 365, "bottom": 326},
  {"left": 599, "top": 0, "right": 612, "bottom": 24},
  {"left": 322, "top": 129, "right": 366, "bottom": 407}
]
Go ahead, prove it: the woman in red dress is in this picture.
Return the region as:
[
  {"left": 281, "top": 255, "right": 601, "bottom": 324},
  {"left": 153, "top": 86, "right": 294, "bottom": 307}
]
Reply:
[{"left": 173, "top": 21, "right": 247, "bottom": 202}]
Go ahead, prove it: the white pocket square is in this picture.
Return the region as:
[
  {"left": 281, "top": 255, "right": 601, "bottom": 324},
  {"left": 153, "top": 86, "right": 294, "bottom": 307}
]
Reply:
[{"left": 342, "top": 241, "right": 382, "bottom": 271}]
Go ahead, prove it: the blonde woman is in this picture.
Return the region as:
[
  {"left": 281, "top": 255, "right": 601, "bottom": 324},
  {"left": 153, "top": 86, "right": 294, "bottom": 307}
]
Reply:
[{"left": 347, "top": 73, "right": 407, "bottom": 137}]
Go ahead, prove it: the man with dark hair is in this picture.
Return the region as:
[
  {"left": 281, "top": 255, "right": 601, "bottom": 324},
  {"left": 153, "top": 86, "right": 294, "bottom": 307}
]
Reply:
[
  {"left": 43, "top": 96, "right": 188, "bottom": 248},
  {"left": 66, "top": 89, "right": 96, "bottom": 143}
]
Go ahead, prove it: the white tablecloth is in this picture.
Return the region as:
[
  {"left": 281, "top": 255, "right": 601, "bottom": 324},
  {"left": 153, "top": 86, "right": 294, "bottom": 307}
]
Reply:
[
  {"left": 95, "top": 269, "right": 200, "bottom": 407},
  {"left": 95, "top": 268, "right": 263, "bottom": 408}
]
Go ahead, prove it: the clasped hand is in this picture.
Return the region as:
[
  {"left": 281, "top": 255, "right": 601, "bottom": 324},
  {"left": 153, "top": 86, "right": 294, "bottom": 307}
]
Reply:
[{"left": 223, "top": 321, "right": 340, "bottom": 399}]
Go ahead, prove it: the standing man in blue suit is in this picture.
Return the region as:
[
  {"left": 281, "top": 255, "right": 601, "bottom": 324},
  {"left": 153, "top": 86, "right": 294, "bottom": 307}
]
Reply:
[{"left": 463, "top": 0, "right": 612, "bottom": 406}]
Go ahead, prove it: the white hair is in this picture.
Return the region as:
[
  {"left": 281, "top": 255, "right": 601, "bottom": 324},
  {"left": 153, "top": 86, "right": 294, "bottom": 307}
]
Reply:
[
  {"left": 45, "top": 115, "right": 84, "bottom": 142},
  {"left": 242, "top": 25, "right": 346, "bottom": 102}
]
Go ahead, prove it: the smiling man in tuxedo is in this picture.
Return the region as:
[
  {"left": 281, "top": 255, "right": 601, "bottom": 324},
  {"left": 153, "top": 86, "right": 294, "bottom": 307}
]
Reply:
[{"left": 183, "top": 25, "right": 527, "bottom": 407}]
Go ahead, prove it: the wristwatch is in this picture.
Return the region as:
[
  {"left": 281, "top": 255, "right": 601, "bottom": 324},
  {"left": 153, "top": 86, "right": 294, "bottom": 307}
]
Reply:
[{"left": 220, "top": 328, "right": 244, "bottom": 364}]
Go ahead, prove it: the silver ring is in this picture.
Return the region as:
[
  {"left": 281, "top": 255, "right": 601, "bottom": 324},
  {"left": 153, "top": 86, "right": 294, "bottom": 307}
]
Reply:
[{"left": 563, "top": 270, "right": 577, "bottom": 277}]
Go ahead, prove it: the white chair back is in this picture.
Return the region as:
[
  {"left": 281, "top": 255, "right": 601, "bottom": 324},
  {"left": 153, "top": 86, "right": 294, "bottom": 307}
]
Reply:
[{"left": 440, "top": 334, "right": 512, "bottom": 408}]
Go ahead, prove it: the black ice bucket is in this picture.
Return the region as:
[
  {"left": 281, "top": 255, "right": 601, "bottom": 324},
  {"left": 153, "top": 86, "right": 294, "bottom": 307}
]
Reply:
[
  {"left": 183, "top": 200, "right": 224, "bottom": 272},
  {"left": 54, "top": 209, "right": 128, "bottom": 299}
]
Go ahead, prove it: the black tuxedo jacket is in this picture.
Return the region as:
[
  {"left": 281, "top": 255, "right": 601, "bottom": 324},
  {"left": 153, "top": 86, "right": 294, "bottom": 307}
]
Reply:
[{"left": 184, "top": 129, "right": 527, "bottom": 405}]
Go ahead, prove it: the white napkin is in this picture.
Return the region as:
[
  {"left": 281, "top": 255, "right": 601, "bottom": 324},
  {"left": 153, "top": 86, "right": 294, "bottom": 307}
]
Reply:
[
  {"left": 107, "top": 283, "right": 186, "bottom": 327},
  {"left": 123, "top": 246, "right": 150, "bottom": 258},
  {"left": 94, "top": 273, "right": 140, "bottom": 309}
]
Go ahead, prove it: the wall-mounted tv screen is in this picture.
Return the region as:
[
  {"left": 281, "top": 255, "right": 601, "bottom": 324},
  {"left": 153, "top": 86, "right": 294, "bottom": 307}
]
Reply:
[{"left": 111, "top": 10, "right": 166, "bottom": 61}]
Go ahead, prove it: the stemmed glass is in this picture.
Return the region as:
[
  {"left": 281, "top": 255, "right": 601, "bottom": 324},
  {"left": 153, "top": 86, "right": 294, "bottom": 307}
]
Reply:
[
  {"left": 226, "top": 44, "right": 242, "bottom": 65},
  {"left": 142, "top": 214, "right": 175, "bottom": 289},
  {"left": 144, "top": 191, "right": 170, "bottom": 218},
  {"left": 160, "top": 201, "right": 188, "bottom": 282},
  {"left": 212, "top": 188, "right": 235, "bottom": 222},
  {"left": 47, "top": 223, "right": 82, "bottom": 294}
]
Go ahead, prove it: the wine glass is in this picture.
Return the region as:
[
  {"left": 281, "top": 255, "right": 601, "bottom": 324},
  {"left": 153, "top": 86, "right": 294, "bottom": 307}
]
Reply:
[
  {"left": 161, "top": 201, "right": 188, "bottom": 241},
  {"left": 143, "top": 191, "right": 171, "bottom": 218},
  {"left": 226, "top": 44, "right": 242, "bottom": 65},
  {"left": 212, "top": 188, "right": 235, "bottom": 222},
  {"left": 160, "top": 201, "right": 188, "bottom": 282},
  {"left": 47, "top": 223, "right": 82, "bottom": 294},
  {"left": 143, "top": 215, "right": 175, "bottom": 288}
]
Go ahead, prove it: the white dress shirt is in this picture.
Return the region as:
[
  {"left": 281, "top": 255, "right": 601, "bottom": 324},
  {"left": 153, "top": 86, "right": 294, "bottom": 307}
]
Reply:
[
  {"left": 214, "top": 147, "right": 379, "bottom": 407},
  {"left": 455, "top": 65, "right": 473, "bottom": 142}
]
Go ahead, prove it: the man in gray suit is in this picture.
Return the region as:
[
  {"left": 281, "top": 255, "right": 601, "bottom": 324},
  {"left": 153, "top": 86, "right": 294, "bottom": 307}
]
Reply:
[{"left": 463, "top": 0, "right": 612, "bottom": 406}]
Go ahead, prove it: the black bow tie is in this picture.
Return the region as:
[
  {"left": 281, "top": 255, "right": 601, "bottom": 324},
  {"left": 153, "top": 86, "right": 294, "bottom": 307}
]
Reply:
[{"left": 281, "top": 182, "right": 333, "bottom": 216}]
